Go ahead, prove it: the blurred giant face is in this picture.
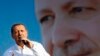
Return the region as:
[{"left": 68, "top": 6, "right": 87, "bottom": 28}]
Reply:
[{"left": 35, "top": 0, "right": 100, "bottom": 56}]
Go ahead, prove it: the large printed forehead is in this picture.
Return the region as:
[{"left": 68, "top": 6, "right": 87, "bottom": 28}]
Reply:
[
  {"left": 35, "top": 0, "right": 52, "bottom": 14},
  {"left": 35, "top": 0, "right": 99, "bottom": 15}
]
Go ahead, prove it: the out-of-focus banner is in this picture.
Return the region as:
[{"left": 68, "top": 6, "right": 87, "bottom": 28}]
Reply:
[{"left": 34, "top": 0, "right": 100, "bottom": 56}]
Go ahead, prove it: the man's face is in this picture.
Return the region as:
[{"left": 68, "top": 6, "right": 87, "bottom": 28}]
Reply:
[
  {"left": 12, "top": 25, "right": 28, "bottom": 44},
  {"left": 35, "top": 0, "right": 100, "bottom": 56}
]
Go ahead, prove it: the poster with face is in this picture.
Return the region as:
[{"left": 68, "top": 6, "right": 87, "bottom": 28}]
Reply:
[{"left": 35, "top": 0, "right": 100, "bottom": 56}]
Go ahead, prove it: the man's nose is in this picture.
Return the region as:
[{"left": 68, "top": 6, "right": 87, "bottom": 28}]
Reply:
[
  {"left": 52, "top": 19, "right": 81, "bottom": 48},
  {"left": 18, "top": 31, "right": 22, "bottom": 36}
]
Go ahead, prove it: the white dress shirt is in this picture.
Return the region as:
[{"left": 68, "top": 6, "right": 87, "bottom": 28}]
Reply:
[{"left": 3, "top": 41, "right": 50, "bottom": 56}]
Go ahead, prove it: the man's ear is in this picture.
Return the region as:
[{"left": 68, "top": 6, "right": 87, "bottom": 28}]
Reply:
[
  {"left": 11, "top": 34, "right": 14, "bottom": 39},
  {"left": 26, "top": 29, "right": 28, "bottom": 35},
  {"left": 10, "top": 32, "right": 14, "bottom": 39}
]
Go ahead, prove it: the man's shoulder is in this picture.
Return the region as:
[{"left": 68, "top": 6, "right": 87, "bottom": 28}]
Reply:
[
  {"left": 31, "top": 41, "right": 40, "bottom": 44},
  {"left": 3, "top": 45, "right": 15, "bottom": 55},
  {"left": 30, "top": 41, "right": 43, "bottom": 47},
  {"left": 5, "top": 45, "right": 15, "bottom": 51}
]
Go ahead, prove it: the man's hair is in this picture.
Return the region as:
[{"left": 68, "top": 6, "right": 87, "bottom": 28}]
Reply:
[{"left": 11, "top": 23, "right": 25, "bottom": 34}]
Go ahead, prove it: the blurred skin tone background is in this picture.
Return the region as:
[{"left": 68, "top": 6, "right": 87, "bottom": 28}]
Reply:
[
  {"left": 35, "top": 0, "right": 100, "bottom": 56},
  {"left": 0, "top": 0, "right": 41, "bottom": 56}
]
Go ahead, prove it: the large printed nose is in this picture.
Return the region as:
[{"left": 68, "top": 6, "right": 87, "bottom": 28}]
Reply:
[{"left": 52, "top": 18, "right": 82, "bottom": 48}]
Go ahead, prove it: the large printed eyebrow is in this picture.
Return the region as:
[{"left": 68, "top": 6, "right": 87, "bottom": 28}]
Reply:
[
  {"left": 38, "top": 2, "right": 74, "bottom": 14},
  {"left": 61, "top": 1, "right": 96, "bottom": 12},
  {"left": 61, "top": 2, "right": 73, "bottom": 11},
  {"left": 39, "top": 9, "right": 53, "bottom": 14}
]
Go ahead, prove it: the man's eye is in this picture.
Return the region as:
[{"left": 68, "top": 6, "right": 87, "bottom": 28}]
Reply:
[
  {"left": 21, "top": 30, "right": 24, "bottom": 32},
  {"left": 40, "top": 15, "right": 54, "bottom": 24},
  {"left": 13, "top": 31, "right": 17, "bottom": 34}
]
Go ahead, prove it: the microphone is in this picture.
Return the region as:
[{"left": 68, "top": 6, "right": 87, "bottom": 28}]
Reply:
[
  {"left": 18, "top": 36, "right": 32, "bottom": 48},
  {"left": 21, "top": 39, "right": 32, "bottom": 48},
  {"left": 21, "top": 40, "right": 29, "bottom": 46},
  {"left": 18, "top": 36, "right": 28, "bottom": 45}
]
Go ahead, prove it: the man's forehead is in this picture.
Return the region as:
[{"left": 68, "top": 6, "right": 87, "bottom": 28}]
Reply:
[{"left": 14, "top": 25, "right": 25, "bottom": 29}]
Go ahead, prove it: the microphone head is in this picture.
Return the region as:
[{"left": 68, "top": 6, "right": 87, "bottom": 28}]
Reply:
[
  {"left": 22, "top": 40, "right": 29, "bottom": 45},
  {"left": 18, "top": 36, "right": 29, "bottom": 46}
]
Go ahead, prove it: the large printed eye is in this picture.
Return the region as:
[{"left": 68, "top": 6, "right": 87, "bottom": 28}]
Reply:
[
  {"left": 40, "top": 15, "right": 55, "bottom": 24},
  {"left": 69, "top": 7, "right": 96, "bottom": 15},
  {"left": 70, "top": 7, "right": 83, "bottom": 14}
]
